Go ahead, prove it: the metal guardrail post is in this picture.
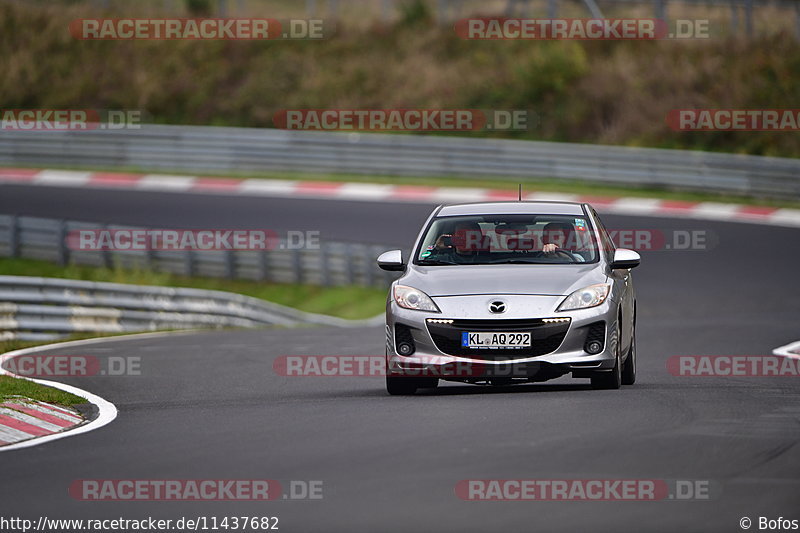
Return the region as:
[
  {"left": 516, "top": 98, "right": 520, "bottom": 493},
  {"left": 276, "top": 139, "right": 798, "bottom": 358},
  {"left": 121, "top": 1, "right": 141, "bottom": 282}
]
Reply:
[
  {"left": 185, "top": 250, "right": 195, "bottom": 276},
  {"left": 320, "top": 241, "right": 331, "bottom": 287},
  {"left": 345, "top": 243, "right": 356, "bottom": 285},
  {"left": 9, "top": 215, "right": 19, "bottom": 258},
  {"left": 258, "top": 249, "right": 270, "bottom": 281},
  {"left": 292, "top": 247, "right": 303, "bottom": 283},
  {"left": 224, "top": 250, "right": 235, "bottom": 279},
  {"left": 57, "top": 220, "right": 69, "bottom": 266},
  {"left": 102, "top": 223, "right": 113, "bottom": 269},
  {"left": 367, "top": 245, "right": 379, "bottom": 287}
]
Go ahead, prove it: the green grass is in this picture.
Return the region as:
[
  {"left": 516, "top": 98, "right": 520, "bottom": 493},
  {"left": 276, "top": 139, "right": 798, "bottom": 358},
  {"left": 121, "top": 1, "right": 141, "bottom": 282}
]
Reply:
[
  {"left": 0, "top": 376, "right": 86, "bottom": 407},
  {"left": 0, "top": 257, "right": 387, "bottom": 320}
]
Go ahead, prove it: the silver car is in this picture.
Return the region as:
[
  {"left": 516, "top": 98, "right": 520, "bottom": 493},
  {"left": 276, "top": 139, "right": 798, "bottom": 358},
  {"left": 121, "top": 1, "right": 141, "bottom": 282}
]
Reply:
[{"left": 377, "top": 201, "right": 640, "bottom": 395}]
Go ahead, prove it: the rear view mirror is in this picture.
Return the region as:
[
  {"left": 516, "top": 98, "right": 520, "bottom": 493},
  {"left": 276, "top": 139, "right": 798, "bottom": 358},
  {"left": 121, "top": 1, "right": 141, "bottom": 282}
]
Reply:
[
  {"left": 377, "top": 249, "right": 405, "bottom": 271},
  {"left": 611, "top": 248, "right": 641, "bottom": 269}
]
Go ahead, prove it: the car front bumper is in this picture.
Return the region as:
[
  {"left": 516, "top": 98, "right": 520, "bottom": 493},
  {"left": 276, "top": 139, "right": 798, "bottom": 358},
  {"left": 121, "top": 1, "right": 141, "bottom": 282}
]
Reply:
[{"left": 385, "top": 294, "right": 620, "bottom": 381}]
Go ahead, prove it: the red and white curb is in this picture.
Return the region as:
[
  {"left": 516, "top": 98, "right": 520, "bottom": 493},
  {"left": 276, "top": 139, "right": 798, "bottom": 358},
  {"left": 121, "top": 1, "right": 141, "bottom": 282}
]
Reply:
[
  {"left": 0, "top": 397, "right": 83, "bottom": 447},
  {"left": 0, "top": 335, "right": 122, "bottom": 452},
  {"left": 2, "top": 168, "right": 800, "bottom": 228}
]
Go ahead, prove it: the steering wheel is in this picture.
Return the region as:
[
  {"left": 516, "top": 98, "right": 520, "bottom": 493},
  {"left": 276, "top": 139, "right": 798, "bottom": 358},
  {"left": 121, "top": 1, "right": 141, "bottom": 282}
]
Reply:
[{"left": 550, "top": 249, "right": 580, "bottom": 261}]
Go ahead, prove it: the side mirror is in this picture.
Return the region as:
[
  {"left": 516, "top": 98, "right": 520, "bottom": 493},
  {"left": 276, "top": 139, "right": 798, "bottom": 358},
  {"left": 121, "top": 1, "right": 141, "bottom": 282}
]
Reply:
[
  {"left": 377, "top": 249, "right": 405, "bottom": 272},
  {"left": 611, "top": 248, "right": 641, "bottom": 270}
]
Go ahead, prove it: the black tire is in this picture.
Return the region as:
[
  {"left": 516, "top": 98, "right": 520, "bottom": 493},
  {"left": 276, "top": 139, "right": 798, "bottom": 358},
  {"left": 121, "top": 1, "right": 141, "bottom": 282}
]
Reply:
[
  {"left": 621, "top": 323, "right": 636, "bottom": 386},
  {"left": 418, "top": 377, "right": 439, "bottom": 389},
  {"left": 386, "top": 375, "right": 419, "bottom": 395},
  {"left": 591, "top": 320, "right": 622, "bottom": 390}
]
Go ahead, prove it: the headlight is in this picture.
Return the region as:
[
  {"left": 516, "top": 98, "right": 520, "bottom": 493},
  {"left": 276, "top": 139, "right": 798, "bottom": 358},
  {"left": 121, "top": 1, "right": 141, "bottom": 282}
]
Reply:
[
  {"left": 557, "top": 283, "right": 610, "bottom": 311},
  {"left": 393, "top": 285, "right": 440, "bottom": 312}
]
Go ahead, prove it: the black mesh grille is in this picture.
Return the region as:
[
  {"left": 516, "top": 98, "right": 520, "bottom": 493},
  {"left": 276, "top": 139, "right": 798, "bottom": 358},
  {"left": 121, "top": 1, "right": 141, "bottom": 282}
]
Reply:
[
  {"left": 583, "top": 321, "right": 606, "bottom": 351},
  {"left": 426, "top": 318, "right": 570, "bottom": 360}
]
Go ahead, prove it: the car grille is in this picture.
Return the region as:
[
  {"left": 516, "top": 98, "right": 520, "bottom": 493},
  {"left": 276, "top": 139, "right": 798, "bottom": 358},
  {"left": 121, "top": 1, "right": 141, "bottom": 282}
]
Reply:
[
  {"left": 584, "top": 321, "right": 605, "bottom": 345},
  {"left": 426, "top": 318, "right": 570, "bottom": 360}
]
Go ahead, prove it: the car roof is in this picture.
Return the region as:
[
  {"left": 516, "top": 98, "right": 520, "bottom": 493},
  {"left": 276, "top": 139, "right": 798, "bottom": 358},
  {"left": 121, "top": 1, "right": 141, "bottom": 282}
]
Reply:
[{"left": 436, "top": 201, "right": 586, "bottom": 217}]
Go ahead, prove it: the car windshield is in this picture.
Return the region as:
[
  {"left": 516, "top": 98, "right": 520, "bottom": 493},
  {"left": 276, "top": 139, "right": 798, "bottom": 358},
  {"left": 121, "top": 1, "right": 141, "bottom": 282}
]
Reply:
[{"left": 415, "top": 214, "right": 599, "bottom": 265}]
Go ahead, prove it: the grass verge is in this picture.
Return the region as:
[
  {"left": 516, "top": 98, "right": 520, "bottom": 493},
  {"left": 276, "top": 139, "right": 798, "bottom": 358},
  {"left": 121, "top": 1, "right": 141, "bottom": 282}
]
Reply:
[
  {"left": 0, "top": 332, "right": 135, "bottom": 407},
  {"left": 0, "top": 376, "right": 86, "bottom": 407},
  {"left": 0, "top": 375, "right": 86, "bottom": 407}
]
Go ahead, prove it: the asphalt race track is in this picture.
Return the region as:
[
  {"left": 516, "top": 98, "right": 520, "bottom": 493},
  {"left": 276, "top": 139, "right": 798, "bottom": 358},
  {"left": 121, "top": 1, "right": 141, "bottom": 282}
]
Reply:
[{"left": 1, "top": 183, "right": 799, "bottom": 532}]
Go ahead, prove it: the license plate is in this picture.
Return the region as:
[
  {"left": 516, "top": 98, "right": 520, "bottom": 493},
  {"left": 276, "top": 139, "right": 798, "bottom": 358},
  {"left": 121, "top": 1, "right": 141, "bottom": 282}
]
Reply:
[{"left": 461, "top": 332, "right": 531, "bottom": 348}]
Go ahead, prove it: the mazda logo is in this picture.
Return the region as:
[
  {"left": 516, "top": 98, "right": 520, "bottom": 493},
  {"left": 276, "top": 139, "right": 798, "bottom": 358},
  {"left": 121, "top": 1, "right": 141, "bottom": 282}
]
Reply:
[{"left": 489, "top": 301, "right": 506, "bottom": 314}]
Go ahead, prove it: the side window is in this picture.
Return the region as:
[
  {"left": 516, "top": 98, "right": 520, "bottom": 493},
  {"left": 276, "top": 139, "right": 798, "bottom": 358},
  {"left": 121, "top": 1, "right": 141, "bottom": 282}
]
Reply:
[{"left": 591, "top": 208, "right": 615, "bottom": 258}]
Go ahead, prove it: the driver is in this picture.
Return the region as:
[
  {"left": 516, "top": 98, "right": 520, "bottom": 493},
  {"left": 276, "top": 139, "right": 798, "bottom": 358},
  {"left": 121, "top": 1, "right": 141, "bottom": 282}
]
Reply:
[{"left": 541, "top": 222, "right": 583, "bottom": 261}]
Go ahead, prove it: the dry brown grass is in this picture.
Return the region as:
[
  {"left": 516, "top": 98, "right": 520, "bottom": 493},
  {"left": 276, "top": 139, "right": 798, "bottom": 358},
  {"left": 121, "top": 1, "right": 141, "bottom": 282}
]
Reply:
[{"left": 1, "top": 1, "right": 798, "bottom": 157}]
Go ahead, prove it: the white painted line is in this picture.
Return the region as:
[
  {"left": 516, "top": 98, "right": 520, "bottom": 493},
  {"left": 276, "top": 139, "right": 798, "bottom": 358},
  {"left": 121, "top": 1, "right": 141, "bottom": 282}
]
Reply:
[
  {"left": 768, "top": 209, "right": 800, "bottom": 228},
  {"left": 607, "top": 198, "right": 663, "bottom": 214},
  {"left": 525, "top": 192, "right": 580, "bottom": 202},
  {"left": 773, "top": 340, "right": 800, "bottom": 360},
  {"left": 0, "top": 407, "right": 65, "bottom": 432},
  {"left": 432, "top": 187, "right": 490, "bottom": 203},
  {"left": 137, "top": 174, "right": 196, "bottom": 191},
  {"left": 337, "top": 183, "right": 394, "bottom": 200},
  {"left": 691, "top": 202, "right": 741, "bottom": 220},
  {"left": 34, "top": 170, "right": 92, "bottom": 186},
  {"left": 238, "top": 178, "right": 298, "bottom": 196}
]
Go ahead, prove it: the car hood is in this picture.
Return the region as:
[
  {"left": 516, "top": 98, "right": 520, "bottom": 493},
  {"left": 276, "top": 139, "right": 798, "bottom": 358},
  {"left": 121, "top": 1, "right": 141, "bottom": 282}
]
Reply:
[{"left": 400, "top": 263, "right": 607, "bottom": 297}]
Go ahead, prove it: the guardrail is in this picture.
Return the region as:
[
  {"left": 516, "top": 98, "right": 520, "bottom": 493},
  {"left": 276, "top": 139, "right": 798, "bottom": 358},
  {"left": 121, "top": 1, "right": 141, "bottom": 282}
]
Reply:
[
  {"left": 0, "top": 214, "right": 397, "bottom": 289},
  {"left": 1, "top": 125, "right": 798, "bottom": 198},
  {"left": 0, "top": 275, "right": 383, "bottom": 341}
]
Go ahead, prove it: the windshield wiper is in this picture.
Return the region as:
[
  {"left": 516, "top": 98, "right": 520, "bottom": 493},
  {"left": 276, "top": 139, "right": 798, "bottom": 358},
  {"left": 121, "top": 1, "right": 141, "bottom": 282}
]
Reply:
[{"left": 417, "top": 259, "right": 460, "bottom": 266}]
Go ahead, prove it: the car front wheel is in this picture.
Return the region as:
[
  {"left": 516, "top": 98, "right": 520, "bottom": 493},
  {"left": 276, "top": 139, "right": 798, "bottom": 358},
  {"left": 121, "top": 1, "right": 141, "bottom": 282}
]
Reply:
[
  {"left": 591, "top": 320, "right": 622, "bottom": 390},
  {"left": 621, "top": 323, "right": 636, "bottom": 385},
  {"left": 386, "top": 375, "right": 418, "bottom": 395}
]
